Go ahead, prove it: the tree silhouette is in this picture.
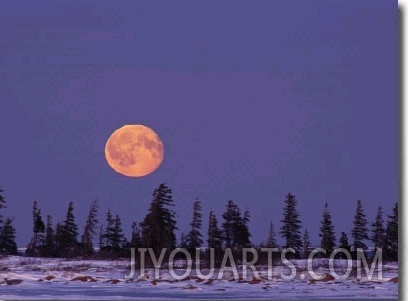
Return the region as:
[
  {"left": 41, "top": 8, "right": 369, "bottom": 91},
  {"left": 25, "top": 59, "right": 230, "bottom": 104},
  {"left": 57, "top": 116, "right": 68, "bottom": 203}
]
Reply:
[
  {"left": 140, "top": 183, "right": 177, "bottom": 255},
  {"left": 237, "top": 209, "right": 252, "bottom": 249},
  {"left": 302, "top": 228, "right": 311, "bottom": 258},
  {"left": 130, "top": 221, "right": 142, "bottom": 249},
  {"left": 280, "top": 193, "right": 302, "bottom": 256},
  {"left": 222, "top": 200, "right": 237, "bottom": 249},
  {"left": 351, "top": 200, "right": 369, "bottom": 251},
  {"left": 55, "top": 222, "right": 64, "bottom": 254},
  {"left": 111, "top": 215, "right": 125, "bottom": 250},
  {"left": 0, "top": 187, "right": 17, "bottom": 255},
  {"left": 0, "top": 217, "right": 17, "bottom": 255},
  {"left": 222, "top": 200, "right": 251, "bottom": 255},
  {"left": 319, "top": 202, "right": 336, "bottom": 255},
  {"left": 338, "top": 232, "right": 350, "bottom": 250},
  {"left": 207, "top": 211, "right": 223, "bottom": 262},
  {"left": 0, "top": 186, "right": 6, "bottom": 226},
  {"left": 64, "top": 201, "right": 79, "bottom": 246},
  {"left": 102, "top": 209, "right": 114, "bottom": 249},
  {"left": 338, "top": 232, "right": 351, "bottom": 259},
  {"left": 81, "top": 200, "right": 99, "bottom": 256},
  {"left": 26, "top": 201, "right": 45, "bottom": 256},
  {"left": 185, "top": 199, "right": 203, "bottom": 254},
  {"left": 55, "top": 201, "right": 79, "bottom": 257},
  {"left": 42, "top": 215, "right": 56, "bottom": 257},
  {"left": 266, "top": 221, "right": 278, "bottom": 248},
  {"left": 385, "top": 202, "right": 398, "bottom": 260},
  {"left": 371, "top": 206, "right": 385, "bottom": 251}
]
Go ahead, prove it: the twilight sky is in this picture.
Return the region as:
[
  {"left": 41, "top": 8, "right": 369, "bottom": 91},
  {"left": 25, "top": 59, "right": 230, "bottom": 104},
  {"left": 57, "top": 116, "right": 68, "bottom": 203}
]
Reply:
[{"left": 0, "top": 1, "right": 397, "bottom": 247}]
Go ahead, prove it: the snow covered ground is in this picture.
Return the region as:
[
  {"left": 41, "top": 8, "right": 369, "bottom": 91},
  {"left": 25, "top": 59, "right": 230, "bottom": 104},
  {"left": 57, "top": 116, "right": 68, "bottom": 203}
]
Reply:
[{"left": 0, "top": 256, "right": 398, "bottom": 300}]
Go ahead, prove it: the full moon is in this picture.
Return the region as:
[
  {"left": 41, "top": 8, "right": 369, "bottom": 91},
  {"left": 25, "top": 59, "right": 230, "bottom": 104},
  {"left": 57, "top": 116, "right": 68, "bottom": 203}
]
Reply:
[{"left": 104, "top": 124, "right": 164, "bottom": 177}]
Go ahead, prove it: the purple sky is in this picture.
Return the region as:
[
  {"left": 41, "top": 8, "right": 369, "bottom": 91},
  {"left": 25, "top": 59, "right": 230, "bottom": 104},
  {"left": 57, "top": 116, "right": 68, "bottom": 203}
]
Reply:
[{"left": 0, "top": 1, "right": 397, "bottom": 247}]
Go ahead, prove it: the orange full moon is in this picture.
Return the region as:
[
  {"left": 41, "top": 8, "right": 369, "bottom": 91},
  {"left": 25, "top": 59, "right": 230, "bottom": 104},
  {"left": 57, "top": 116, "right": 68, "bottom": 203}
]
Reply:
[{"left": 104, "top": 125, "right": 164, "bottom": 177}]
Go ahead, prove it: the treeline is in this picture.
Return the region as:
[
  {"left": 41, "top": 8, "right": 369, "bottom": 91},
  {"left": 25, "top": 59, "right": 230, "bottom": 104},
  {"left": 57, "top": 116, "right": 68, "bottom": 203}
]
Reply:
[{"left": 0, "top": 184, "right": 398, "bottom": 261}]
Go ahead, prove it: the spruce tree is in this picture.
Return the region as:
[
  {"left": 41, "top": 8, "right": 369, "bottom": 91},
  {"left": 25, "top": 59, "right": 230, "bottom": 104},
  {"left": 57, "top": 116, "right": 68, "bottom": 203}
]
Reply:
[
  {"left": 0, "top": 186, "right": 8, "bottom": 253},
  {"left": 56, "top": 201, "right": 79, "bottom": 256},
  {"left": 236, "top": 209, "right": 251, "bottom": 249},
  {"left": 185, "top": 199, "right": 203, "bottom": 254},
  {"left": 64, "top": 201, "right": 79, "bottom": 246},
  {"left": 371, "top": 206, "right": 385, "bottom": 250},
  {"left": 130, "top": 221, "right": 142, "bottom": 249},
  {"left": 43, "top": 215, "right": 55, "bottom": 257},
  {"left": 111, "top": 214, "right": 125, "bottom": 250},
  {"left": 338, "top": 232, "right": 351, "bottom": 259},
  {"left": 55, "top": 222, "right": 64, "bottom": 253},
  {"left": 0, "top": 187, "right": 17, "bottom": 255},
  {"left": 338, "top": 232, "right": 350, "bottom": 250},
  {"left": 34, "top": 207, "right": 45, "bottom": 246},
  {"left": 0, "top": 217, "right": 18, "bottom": 255},
  {"left": 385, "top": 202, "right": 398, "bottom": 260},
  {"left": 207, "top": 211, "right": 223, "bottom": 260},
  {"left": 266, "top": 221, "right": 277, "bottom": 248},
  {"left": 221, "top": 200, "right": 251, "bottom": 250},
  {"left": 140, "top": 183, "right": 178, "bottom": 255},
  {"left": 302, "top": 228, "right": 311, "bottom": 258},
  {"left": 81, "top": 200, "right": 99, "bottom": 256},
  {"left": 222, "top": 200, "right": 238, "bottom": 249},
  {"left": 0, "top": 186, "right": 6, "bottom": 226},
  {"left": 319, "top": 202, "right": 336, "bottom": 255},
  {"left": 179, "top": 232, "right": 188, "bottom": 249},
  {"left": 97, "top": 210, "right": 125, "bottom": 257},
  {"left": 351, "top": 200, "right": 369, "bottom": 250},
  {"left": 27, "top": 201, "right": 45, "bottom": 256},
  {"left": 103, "top": 209, "right": 115, "bottom": 249},
  {"left": 280, "top": 193, "right": 302, "bottom": 256},
  {"left": 98, "top": 224, "right": 104, "bottom": 249}
]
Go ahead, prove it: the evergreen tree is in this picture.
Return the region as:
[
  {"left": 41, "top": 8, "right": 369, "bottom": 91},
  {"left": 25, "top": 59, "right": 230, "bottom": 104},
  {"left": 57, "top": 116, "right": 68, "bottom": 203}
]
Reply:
[
  {"left": 351, "top": 200, "right": 369, "bottom": 250},
  {"left": 98, "top": 224, "right": 104, "bottom": 249},
  {"left": 0, "top": 187, "right": 17, "bottom": 255},
  {"left": 385, "top": 202, "right": 398, "bottom": 260},
  {"left": 319, "top": 202, "right": 336, "bottom": 255},
  {"left": 130, "top": 221, "right": 142, "bottom": 249},
  {"left": 42, "top": 215, "right": 55, "bottom": 257},
  {"left": 302, "top": 228, "right": 311, "bottom": 258},
  {"left": 280, "top": 193, "right": 303, "bottom": 256},
  {"left": 221, "top": 200, "right": 251, "bottom": 251},
  {"left": 111, "top": 214, "right": 125, "bottom": 250},
  {"left": 236, "top": 209, "right": 251, "bottom": 249},
  {"left": 222, "top": 200, "right": 239, "bottom": 249},
  {"left": 140, "top": 183, "right": 177, "bottom": 255},
  {"left": 266, "top": 221, "right": 277, "bottom": 248},
  {"left": 185, "top": 199, "right": 203, "bottom": 254},
  {"left": 0, "top": 217, "right": 17, "bottom": 255},
  {"left": 179, "top": 232, "right": 188, "bottom": 249},
  {"left": 26, "top": 201, "right": 45, "bottom": 256},
  {"left": 64, "top": 201, "right": 79, "bottom": 246},
  {"left": 371, "top": 206, "right": 385, "bottom": 250},
  {"left": 81, "top": 200, "right": 99, "bottom": 256},
  {"left": 55, "top": 222, "right": 64, "bottom": 252},
  {"left": 338, "top": 232, "right": 351, "bottom": 259},
  {"left": 207, "top": 211, "right": 223, "bottom": 261},
  {"left": 34, "top": 207, "right": 45, "bottom": 245},
  {"left": 0, "top": 186, "right": 6, "bottom": 226},
  {"left": 103, "top": 209, "right": 115, "bottom": 249},
  {"left": 338, "top": 232, "right": 350, "bottom": 250},
  {"left": 97, "top": 210, "right": 125, "bottom": 257},
  {"left": 56, "top": 202, "right": 79, "bottom": 256}
]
